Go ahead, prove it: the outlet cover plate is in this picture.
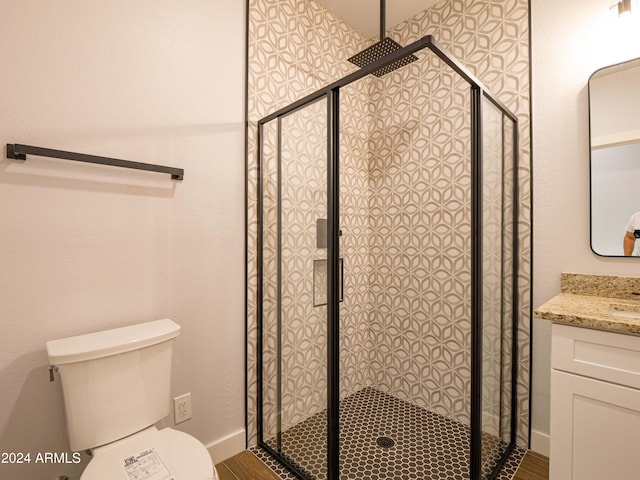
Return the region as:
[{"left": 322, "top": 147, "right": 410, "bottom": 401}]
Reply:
[{"left": 174, "top": 393, "right": 192, "bottom": 424}]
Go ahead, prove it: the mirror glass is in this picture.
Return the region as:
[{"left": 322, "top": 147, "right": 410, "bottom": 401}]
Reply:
[{"left": 590, "top": 57, "right": 640, "bottom": 257}]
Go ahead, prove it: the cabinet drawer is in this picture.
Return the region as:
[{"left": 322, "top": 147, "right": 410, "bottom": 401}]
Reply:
[{"left": 551, "top": 323, "right": 640, "bottom": 389}]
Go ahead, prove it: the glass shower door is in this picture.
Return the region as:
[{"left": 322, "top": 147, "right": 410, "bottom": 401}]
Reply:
[
  {"left": 260, "top": 95, "right": 330, "bottom": 480},
  {"left": 479, "top": 97, "right": 518, "bottom": 479}
]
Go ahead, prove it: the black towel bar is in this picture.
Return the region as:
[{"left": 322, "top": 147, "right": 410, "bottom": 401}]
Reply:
[{"left": 7, "top": 144, "right": 184, "bottom": 180}]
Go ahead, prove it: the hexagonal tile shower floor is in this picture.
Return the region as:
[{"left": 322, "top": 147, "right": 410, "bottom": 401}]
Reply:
[{"left": 252, "top": 387, "right": 526, "bottom": 480}]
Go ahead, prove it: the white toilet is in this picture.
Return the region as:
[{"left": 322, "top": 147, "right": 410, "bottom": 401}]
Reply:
[{"left": 47, "top": 318, "right": 219, "bottom": 480}]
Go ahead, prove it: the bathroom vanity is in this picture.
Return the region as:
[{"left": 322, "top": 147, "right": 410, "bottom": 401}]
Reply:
[{"left": 535, "top": 273, "right": 640, "bottom": 480}]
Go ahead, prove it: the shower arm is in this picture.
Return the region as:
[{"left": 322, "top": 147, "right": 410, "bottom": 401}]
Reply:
[{"left": 379, "top": 0, "right": 386, "bottom": 41}]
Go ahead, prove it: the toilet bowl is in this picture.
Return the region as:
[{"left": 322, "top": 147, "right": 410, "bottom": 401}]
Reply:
[
  {"left": 80, "top": 427, "right": 217, "bottom": 480},
  {"left": 46, "top": 319, "right": 219, "bottom": 480}
]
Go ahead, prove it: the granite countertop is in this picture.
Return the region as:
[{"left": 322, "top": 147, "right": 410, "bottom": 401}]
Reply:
[
  {"left": 535, "top": 273, "right": 640, "bottom": 335},
  {"left": 534, "top": 292, "right": 640, "bottom": 336}
]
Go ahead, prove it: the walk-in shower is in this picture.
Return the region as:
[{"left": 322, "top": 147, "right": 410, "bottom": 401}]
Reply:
[{"left": 255, "top": 35, "right": 520, "bottom": 480}]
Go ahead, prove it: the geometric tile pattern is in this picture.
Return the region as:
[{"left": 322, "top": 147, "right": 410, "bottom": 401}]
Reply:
[
  {"left": 247, "top": 0, "right": 370, "bottom": 445},
  {"left": 265, "top": 100, "right": 330, "bottom": 430},
  {"left": 247, "top": 0, "right": 531, "bottom": 453},
  {"left": 367, "top": 50, "right": 474, "bottom": 426},
  {"left": 387, "top": 0, "right": 532, "bottom": 446},
  {"left": 261, "top": 75, "right": 374, "bottom": 434},
  {"left": 252, "top": 387, "right": 527, "bottom": 480},
  {"left": 369, "top": 0, "right": 531, "bottom": 446}
]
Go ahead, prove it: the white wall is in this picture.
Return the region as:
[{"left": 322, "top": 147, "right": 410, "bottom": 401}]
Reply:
[
  {"left": 591, "top": 64, "right": 640, "bottom": 146},
  {"left": 0, "top": 1, "right": 245, "bottom": 479},
  {"left": 591, "top": 143, "right": 640, "bottom": 255},
  {"left": 531, "top": 0, "right": 640, "bottom": 453}
]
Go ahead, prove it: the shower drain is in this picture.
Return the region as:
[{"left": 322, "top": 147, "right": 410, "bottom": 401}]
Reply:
[{"left": 376, "top": 436, "right": 395, "bottom": 448}]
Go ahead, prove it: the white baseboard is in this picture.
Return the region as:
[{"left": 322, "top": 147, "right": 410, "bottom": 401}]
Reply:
[
  {"left": 529, "top": 429, "right": 550, "bottom": 457},
  {"left": 207, "top": 429, "right": 246, "bottom": 464}
]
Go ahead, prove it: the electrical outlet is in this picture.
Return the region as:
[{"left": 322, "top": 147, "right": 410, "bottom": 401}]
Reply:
[{"left": 173, "top": 393, "right": 192, "bottom": 424}]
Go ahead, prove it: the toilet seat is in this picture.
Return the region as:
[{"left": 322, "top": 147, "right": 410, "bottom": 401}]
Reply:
[{"left": 80, "top": 426, "right": 218, "bottom": 480}]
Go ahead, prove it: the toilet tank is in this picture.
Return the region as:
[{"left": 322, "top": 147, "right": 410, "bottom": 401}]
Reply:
[{"left": 46, "top": 319, "right": 181, "bottom": 452}]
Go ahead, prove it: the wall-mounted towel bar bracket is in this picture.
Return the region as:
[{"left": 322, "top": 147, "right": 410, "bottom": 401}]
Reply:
[
  {"left": 7, "top": 143, "right": 184, "bottom": 180},
  {"left": 7, "top": 144, "right": 26, "bottom": 160}
]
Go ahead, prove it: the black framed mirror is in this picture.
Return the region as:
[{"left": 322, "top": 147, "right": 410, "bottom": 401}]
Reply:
[{"left": 589, "top": 57, "right": 640, "bottom": 257}]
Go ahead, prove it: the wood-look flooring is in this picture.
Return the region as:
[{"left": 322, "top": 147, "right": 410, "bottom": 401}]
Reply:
[
  {"left": 512, "top": 450, "right": 549, "bottom": 480},
  {"left": 215, "top": 449, "right": 549, "bottom": 480},
  {"left": 216, "top": 450, "right": 282, "bottom": 480}
]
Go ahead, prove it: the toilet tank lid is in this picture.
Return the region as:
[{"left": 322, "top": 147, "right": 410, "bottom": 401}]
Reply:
[{"left": 46, "top": 319, "right": 180, "bottom": 365}]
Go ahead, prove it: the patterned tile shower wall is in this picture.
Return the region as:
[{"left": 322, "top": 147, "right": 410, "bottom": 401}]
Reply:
[
  {"left": 367, "top": 51, "right": 474, "bottom": 426},
  {"left": 261, "top": 102, "right": 333, "bottom": 437},
  {"left": 247, "top": 0, "right": 531, "bottom": 447},
  {"left": 248, "top": 0, "right": 372, "bottom": 443},
  {"left": 337, "top": 81, "right": 376, "bottom": 399},
  {"left": 270, "top": 101, "right": 330, "bottom": 431},
  {"left": 385, "top": 0, "right": 531, "bottom": 445}
]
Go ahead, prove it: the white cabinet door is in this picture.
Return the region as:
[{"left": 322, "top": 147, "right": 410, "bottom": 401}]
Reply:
[{"left": 550, "top": 369, "right": 640, "bottom": 480}]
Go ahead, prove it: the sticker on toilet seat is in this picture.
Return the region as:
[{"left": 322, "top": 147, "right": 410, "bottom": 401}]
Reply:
[{"left": 122, "top": 448, "right": 174, "bottom": 480}]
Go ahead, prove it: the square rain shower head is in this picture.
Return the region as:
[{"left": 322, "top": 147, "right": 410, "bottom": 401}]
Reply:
[{"left": 347, "top": 37, "right": 418, "bottom": 77}]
